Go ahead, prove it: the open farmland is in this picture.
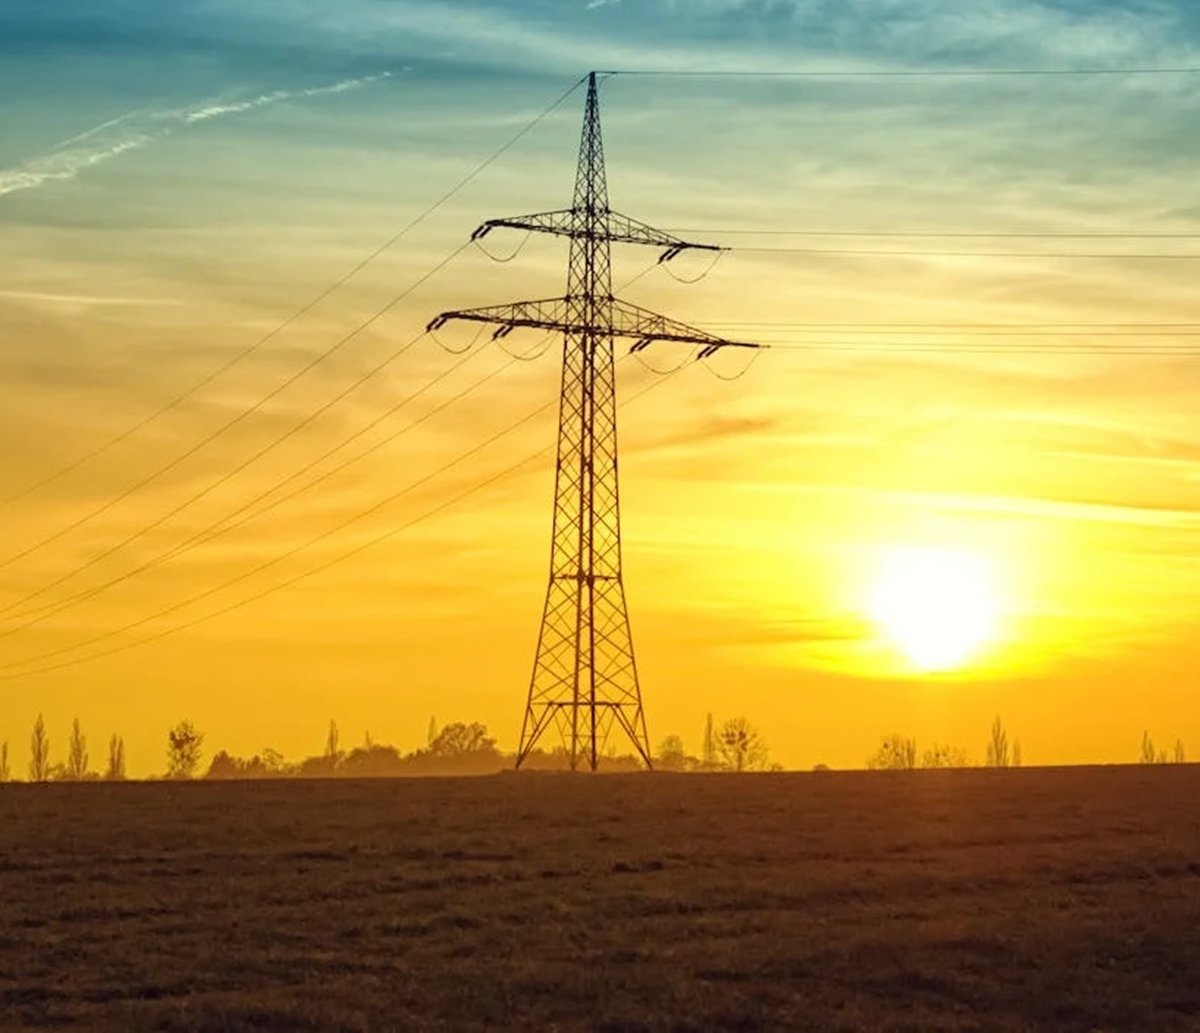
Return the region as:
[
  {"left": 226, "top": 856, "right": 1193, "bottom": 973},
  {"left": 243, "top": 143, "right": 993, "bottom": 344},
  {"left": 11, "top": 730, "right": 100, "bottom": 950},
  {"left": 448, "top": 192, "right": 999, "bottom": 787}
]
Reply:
[{"left": 1, "top": 767, "right": 1199, "bottom": 1031}]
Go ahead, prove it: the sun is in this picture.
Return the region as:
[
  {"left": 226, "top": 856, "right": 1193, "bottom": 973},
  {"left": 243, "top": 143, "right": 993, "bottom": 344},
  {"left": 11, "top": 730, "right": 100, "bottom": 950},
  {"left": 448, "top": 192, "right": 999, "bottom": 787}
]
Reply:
[{"left": 866, "top": 545, "right": 1000, "bottom": 673}]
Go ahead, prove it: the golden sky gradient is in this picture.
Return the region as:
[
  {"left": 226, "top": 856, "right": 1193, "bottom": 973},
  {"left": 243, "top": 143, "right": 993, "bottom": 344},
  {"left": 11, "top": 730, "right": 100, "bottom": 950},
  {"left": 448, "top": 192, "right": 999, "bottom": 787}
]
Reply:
[{"left": 2, "top": 2, "right": 1200, "bottom": 773}]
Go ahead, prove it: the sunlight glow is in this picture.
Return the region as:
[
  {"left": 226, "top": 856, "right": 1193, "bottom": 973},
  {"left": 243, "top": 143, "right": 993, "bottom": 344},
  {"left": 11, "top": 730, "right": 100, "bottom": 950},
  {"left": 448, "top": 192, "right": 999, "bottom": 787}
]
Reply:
[{"left": 866, "top": 545, "right": 1000, "bottom": 673}]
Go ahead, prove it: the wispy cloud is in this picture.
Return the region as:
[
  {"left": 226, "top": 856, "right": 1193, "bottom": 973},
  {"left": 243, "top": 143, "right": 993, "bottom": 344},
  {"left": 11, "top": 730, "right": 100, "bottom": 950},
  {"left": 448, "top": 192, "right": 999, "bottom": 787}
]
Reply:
[
  {"left": 0, "top": 72, "right": 393, "bottom": 199},
  {"left": 183, "top": 72, "right": 392, "bottom": 123}
]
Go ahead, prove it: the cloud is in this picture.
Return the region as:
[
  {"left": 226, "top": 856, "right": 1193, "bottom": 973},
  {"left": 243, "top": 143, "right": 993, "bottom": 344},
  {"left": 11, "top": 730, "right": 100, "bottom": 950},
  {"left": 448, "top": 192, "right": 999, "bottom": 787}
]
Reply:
[
  {"left": 0, "top": 72, "right": 393, "bottom": 199},
  {"left": 183, "top": 71, "right": 391, "bottom": 123}
]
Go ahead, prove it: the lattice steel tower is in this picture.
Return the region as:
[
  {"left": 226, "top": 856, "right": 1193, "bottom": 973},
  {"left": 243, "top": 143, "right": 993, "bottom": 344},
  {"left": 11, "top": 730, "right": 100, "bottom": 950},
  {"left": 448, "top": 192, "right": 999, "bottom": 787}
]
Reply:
[{"left": 428, "top": 73, "right": 758, "bottom": 770}]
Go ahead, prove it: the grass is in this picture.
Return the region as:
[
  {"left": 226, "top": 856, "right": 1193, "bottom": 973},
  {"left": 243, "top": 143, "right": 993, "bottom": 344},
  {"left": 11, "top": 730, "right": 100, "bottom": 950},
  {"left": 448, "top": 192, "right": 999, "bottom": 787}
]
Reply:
[{"left": 1, "top": 766, "right": 1198, "bottom": 1030}]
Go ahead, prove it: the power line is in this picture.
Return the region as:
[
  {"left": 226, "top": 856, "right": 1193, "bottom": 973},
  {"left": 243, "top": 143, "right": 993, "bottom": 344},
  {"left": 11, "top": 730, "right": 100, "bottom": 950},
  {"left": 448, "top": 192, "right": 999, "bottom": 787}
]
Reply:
[
  {"left": 0, "top": 242, "right": 471, "bottom": 578},
  {"left": 728, "top": 245, "right": 1200, "bottom": 260},
  {"left": 605, "top": 67, "right": 1200, "bottom": 79},
  {"left": 0, "top": 361, "right": 683, "bottom": 682},
  {"left": 2, "top": 75, "right": 587, "bottom": 507},
  {"left": 0, "top": 265, "right": 651, "bottom": 641},
  {"left": 672, "top": 228, "right": 1200, "bottom": 240},
  {"left": 0, "top": 327, "right": 429, "bottom": 618},
  {"left": 0, "top": 344, "right": 516, "bottom": 637}
]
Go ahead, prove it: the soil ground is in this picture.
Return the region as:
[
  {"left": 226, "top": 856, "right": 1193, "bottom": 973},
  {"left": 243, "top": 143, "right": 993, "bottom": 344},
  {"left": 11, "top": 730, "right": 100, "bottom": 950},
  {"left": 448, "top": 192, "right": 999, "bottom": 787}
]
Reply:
[{"left": 1, "top": 767, "right": 1198, "bottom": 1031}]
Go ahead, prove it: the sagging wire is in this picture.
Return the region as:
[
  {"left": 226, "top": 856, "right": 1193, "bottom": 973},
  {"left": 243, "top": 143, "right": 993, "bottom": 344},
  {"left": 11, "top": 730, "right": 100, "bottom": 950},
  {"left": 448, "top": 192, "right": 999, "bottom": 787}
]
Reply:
[
  {"left": 500, "top": 332, "right": 558, "bottom": 362},
  {"left": 662, "top": 248, "right": 726, "bottom": 284},
  {"left": 632, "top": 347, "right": 696, "bottom": 376},
  {"left": 700, "top": 347, "right": 766, "bottom": 382},
  {"left": 431, "top": 321, "right": 487, "bottom": 355},
  {"left": 473, "top": 230, "right": 533, "bottom": 264}
]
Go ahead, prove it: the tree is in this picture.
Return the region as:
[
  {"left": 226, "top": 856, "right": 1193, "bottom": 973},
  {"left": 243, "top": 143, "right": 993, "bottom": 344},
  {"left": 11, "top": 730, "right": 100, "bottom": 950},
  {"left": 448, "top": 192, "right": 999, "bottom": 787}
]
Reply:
[
  {"left": 428, "top": 722, "right": 496, "bottom": 757},
  {"left": 713, "top": 717, "right": 769, "bottom": 772},
  {"left": 656, "top": 734, "right": 689, "bottom": 772},
  {"left": 105, "top": 735, "right": 126, "bottom": 781},
  {"left": 986, "top": 716, "right": 1010, "bottom": 768},
  {"left": 1174, "top": 739, "right": 1187, "bottom": 765},
  {"left": 1140, "top": 731, "right": 1158, "bottom": 765},
  {"left": 29, "top": 714, "right": 50, "bottom": 783},
  {"left": 702, "top": 713, "right": 716, "bottom": 770},
  {"left": 0, "top": 741, "right": 9, "bottom": 783},
  {"left": 869, "top": 735, "right": 918, "bottom": 771},
  {"left": 65, "top": 718, "right": 89, "bottom": 780},
  {"left": 427, "top": 716, "right": 438, "bottom": 747},
  {"left": 166, "top": 721, "right": 204, "bottom": 780},
  {"left": 325, "top": 719, "right": 340, "bottom": 760},
  {"left": 1012, "top": 740, "right": 1023, "bottom": 768},
  {"left": 921, "top": 743, "right": 969, "bottom": 769}
]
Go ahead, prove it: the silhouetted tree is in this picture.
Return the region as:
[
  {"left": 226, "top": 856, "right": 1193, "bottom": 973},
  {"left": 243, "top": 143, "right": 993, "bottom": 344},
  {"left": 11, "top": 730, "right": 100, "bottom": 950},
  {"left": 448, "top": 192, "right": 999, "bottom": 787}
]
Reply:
[
  {"left": 341, "top": 743, "right": 403, "bottom": 778},
  {"left": 702, "top": 713, "right": 716, "bottom": 770},
  {"left": 1174, "top": 739, "right": 1187, "bottom": 765},
  {"left": 429, "top": 722, "right": 496, "bottom": 756},
  {"left": 714, "top": 717, "right": 769, "bottom": 772},
  {"left": 166, "top": 720, "right": 204, "bottom": 780},
  {"left": 1140, "top": 730, "right": 1158, "bottom": 765},
  {"left": 427, "top": 716, "right": 438, "bottom": 746},
  {"left": 986, "top": 716, "right": 1011, "bottom": 768},
  {"left": 105, "top": 735, "right": 126, "bottom": 781},
  {"left": 869, "top": 734, "right": 918, "bottom": 771},
  {"left": 656, "top": 734, "right": 689, "bottom": 772},
  {"left": 1012, "top": 740, "right": 1023, "bottom": 768},
  {"left": 0, "top": 740, "right": 9, "bottom": 782},
  {"left": 65, "top": 718, "right": 89, "bottom": 781},
  {"left": 29, "top": 713, "right": 50, "bottom": 783},
  {"left": 325, "top": 720, "right": 340, "bottom": 760},
  {"left": 921, "top": 743, "right": 969, "bottom": 769}
]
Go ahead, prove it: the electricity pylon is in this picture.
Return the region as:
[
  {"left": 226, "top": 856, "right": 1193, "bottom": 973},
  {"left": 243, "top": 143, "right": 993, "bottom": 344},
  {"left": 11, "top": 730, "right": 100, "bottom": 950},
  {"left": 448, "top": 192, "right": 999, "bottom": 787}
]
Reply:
[{"left": 428, "top": 72, "right": 759, "bottom": 771}]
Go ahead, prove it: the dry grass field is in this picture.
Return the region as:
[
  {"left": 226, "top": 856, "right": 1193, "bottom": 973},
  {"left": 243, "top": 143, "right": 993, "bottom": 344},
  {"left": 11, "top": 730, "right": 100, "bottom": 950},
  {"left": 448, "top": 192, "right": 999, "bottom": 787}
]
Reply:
[{"left": 1, "top": 767, "right": 1198, "bottom": 1031}]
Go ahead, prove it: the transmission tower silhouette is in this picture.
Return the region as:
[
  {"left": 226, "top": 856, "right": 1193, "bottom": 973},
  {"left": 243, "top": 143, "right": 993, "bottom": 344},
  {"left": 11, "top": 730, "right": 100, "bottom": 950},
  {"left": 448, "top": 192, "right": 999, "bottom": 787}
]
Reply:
[{"left": 428, "top": 72, "right": 759, "bottom": 771}]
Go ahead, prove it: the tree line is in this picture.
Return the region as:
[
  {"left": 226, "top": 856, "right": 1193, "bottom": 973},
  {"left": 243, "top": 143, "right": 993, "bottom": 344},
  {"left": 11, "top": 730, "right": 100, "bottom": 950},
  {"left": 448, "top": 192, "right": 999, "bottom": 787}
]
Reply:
[
  {"left": 866, "top": 716, "right": 1023, "bottom": 771},
  {"left": 0, "top": 712, "right": 778, "bottom": 781},
  {"left": 2, "top": 714, "right": 127, "bottom": 782}
]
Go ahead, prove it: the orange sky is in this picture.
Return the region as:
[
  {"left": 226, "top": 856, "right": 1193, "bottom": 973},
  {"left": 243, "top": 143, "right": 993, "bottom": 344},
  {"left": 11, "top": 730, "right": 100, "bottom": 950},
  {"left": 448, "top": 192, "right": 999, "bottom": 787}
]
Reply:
[{"left": 3, "top": 4, "right": 1200, "bottom": 774}]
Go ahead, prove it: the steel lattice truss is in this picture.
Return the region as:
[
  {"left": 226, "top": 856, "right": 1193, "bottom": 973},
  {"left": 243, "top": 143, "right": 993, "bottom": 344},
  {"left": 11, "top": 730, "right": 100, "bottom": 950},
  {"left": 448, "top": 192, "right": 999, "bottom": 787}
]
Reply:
[{"left": 428, "top": 72, "right": 761, "bottom": 771}]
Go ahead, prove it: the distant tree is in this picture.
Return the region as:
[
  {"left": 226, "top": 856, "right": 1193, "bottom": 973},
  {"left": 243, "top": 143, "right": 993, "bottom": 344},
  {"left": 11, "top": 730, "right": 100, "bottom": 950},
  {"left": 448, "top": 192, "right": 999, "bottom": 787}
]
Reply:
[
  {"left": 921, "top": 743, "right": 969, "bottom": 769},
  {"left": 429, "top": 722, "right": 496, "bottom": 756},
  {"left": 166, "top": 721, "right": 204, "bottom": 780},
  {"left": 29, "top": 713, "right": 50, "bottom": 783},
  {"left": 260, "top": 747, "right": 289, "bottom": 775},
  {"left": 64, "top": 718, "right": 89, "bottom": 781},
  {"left": 986, "top": 716, "right": 1011, "bottom": 768},
  {"left": 1174, "top": 739, "right": 1187, "bottom": 765},
  {"left": 714, "top": 717, "right": 769, "bottom": 772},
  {"left": 869, "top": 734, "right": 918, "bottom": 771},
  {"left": 656, "top": 734, "right": 689, "bottom": 772},
  {"left": 1140, "top": 730, "right": 1158, "bottom": 765},
  {"left": 206, "top": 750, "right": 241, "bottom": 779},
  {"left": 325, "top": 720, "right": 340, "bottom": 761},
  {"left": 702, "top": 713, "right": 717, "bottom": 770},
  {"left": 1012, "top": 740, "right": 1023, "bottom": 768},
  {"left": 0, "top": 740, "right": 9, "bottom": 783},
  {"left": 341, "top": 743, "right": 404, "bottom": 778},
  {"left": 105, "top": 735, "right": 126, "bottom": 781},
  {"left": 427, "top": 716, "right": 438, "bottom": 747},
  {"left": 812, "top": 763, "right": 831, "bottom": 773}
]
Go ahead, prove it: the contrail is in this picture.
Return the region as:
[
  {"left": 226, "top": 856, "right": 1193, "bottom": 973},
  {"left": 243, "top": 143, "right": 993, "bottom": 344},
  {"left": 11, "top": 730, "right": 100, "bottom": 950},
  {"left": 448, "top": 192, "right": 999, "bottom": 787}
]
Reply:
[
  {"left": 184, "top": 72, "right": 392, "bottom": 123},
  {"left": 0, "top": 136, "right": 157, "bottom": 198},
  {"left": 0, "top": 72, "right": 393, "bottom": 199},
  {"left": 50, "top": 108, "right": 149, "bottom": 152}
]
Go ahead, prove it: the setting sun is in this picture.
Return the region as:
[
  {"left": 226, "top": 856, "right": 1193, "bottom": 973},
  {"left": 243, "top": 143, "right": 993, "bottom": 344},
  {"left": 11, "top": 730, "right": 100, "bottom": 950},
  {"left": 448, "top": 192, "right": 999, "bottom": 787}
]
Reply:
[{"left": 867, "top": 546, "right": 1000, "bottom": 673}]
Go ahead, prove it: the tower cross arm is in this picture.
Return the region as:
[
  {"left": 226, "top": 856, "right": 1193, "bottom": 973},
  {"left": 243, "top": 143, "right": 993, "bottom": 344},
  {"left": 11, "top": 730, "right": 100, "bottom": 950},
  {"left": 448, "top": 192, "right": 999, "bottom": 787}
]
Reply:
[
  {"left": 472, "top": 208, "right": 722, "bottom": 259},
  {"left": 427, "top": 296, "right": 762, "bottom": 356}
]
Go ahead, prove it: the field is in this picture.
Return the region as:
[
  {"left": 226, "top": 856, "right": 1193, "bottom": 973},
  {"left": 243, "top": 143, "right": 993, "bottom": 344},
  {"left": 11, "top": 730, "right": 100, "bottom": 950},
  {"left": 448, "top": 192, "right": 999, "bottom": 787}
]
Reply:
[{"left": 1, "top": 768, "right": 1199, "bottom": 1031}]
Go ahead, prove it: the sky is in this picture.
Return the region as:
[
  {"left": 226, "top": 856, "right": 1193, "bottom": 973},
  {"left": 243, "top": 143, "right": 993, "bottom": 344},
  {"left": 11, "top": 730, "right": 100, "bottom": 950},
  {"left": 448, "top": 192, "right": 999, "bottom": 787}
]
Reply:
[{"left": 2, "top": 0, "right": 1200, "bottom": 775}]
